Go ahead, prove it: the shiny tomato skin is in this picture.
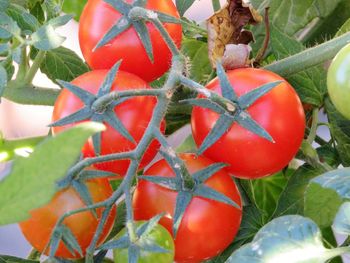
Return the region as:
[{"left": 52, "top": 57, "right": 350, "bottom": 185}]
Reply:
[
  {"left": 19, "top": 179, "right": 116, "bottom": 259},
  {"left": 79, "top": 0, "right": 182, "bottom": 82},
  {"left": 192, "top": 68, "right": 306, "bottom": 179},
  {"left": 52, "top": 70, "right": 164, "bottom": 176},
  {"left": 327, "top": 43, "right": 350, "bottom": 119},
  {"left": 133, "top": 153, "right": 242, "bottom": 263}
]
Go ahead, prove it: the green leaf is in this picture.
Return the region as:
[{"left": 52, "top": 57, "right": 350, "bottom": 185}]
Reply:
[
  {"left": 62, "top": 0, "right": 87, "bottom": 21},
  {"left": 333, "top": 202, "right": 350, "bottom": 235},
  {"left": 6, "top": 4, "right": 40, "bottom": 33},
  {"left": 0, "top": 255, "right": 38, "bottom": 263},
  {"left": 181, "top": 39, "right": 213, "bottom": 84},
  {"left": 0, "top": 64, "right": 7, "bottom": 98},
  {"left": 336, "top": 18, "right": 350, "bottom": 37},
  {"left": 305, "top": 0, "right": 350, "bottom": 44},
  {"left": 251, "top": 0, "right": 342, "bottom": 50},
  {"left": 31, "top": 24, "right": 65, "bottom": 50},
  {"left": 241, "top": 170, "right": 291, "bottom": 220},
  {"left": 175, "top": 0, "right": 196, "bottom": 16},
  {"left": 0, "top": 122, "right": 105, "bottom": 226},
  {"left": 305, "top": 168, "right": 350, "bottom": 228},
  {"left": 0, "top": 12, "right": 21, "bottom": 39},
  {"left": 29, "top": 2, "right": 45, "bottom": 24},
  {"left": 227, "top": 215, "right": 350, "bottom": 263},
  {"left": 34, "top": 46, "right": 89, "bottom": 82},
  {"left": 269, "top": 26, "right": 326, "bottom": 106},
  {"left": 326, "top": 99, "right": 350, "bottom": 166},
  {"left": 0, "top": 0, "right": 9, "bottom": 10},
  {"left": 273, "top": 165, "right": 324, "bottom": 218}
]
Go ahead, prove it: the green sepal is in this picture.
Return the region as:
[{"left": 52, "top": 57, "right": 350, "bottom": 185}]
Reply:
[
  {"left": 155, "top": 11, "right": 181, "bottom": 24},
  {"left": 49, "top": 107, "right": 92, "bottom": 127},
  {"left": 173, "top": 191, "right": 192, "bottom": 237},
  {"left": 133, "top": 20, "right": 154, "bottom": 63},
  {"left": 71, "top": 179, "right": 97, "bottom": 217},
  {"left": 238, "top": 81, "right": 283, "bottom": 109},
  {"left": 94, "top": 17, "right": 131, "bottom": 51},
  {"left": 192, "top": 163, "right": 227, "bottom": 183},
  {"left": 128, "top": 245, "right": 140, "bottom": 263},
  {"left": 159, "top": 148, "right": 190, "bottom": 182},
  {"left": 216, "top": 62, "right": 238, "bottom": 102},
  {"left": 138, "top": 175, "right": 178, "bottom": 190},
  {"left": 180, "top": 98, "right": 226, "bottom": 114},
  {"left": 235, "top": 111, "right": 274, "bottom": 142},
  {"left": 99, "top": 236, "right": 129, "bottom": 250},
  {"left": 137, "top": 213, "right": 165, "bottom": 238},
  {"left": 194, "top": 184, "right": 240, "bottom": 208},
  {"left": 97, "top": 61, "right": 122, "bottom": 97},
  {"left": 56, "top": 80, "right": 95, "bottom": 104},
  {"left": 60, "top": 225, "right": 83, "bottom": 257},
  {"left": 103, "top": 0, "right": 131, "bottom": 14},
  {"left": 197, "top": 114, "right": 234, "bottom": 154}
]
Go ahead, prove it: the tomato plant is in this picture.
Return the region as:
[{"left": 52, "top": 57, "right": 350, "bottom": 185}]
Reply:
[
  {"left": 79, "top": 0, "right": 182, "bottom": 82},
  {"left": 19, "top": 179, "right": 116, "bottom": 259},
  {"left": 113, "top": 221, "right": 175, "bottom": 263},
  {"left": 52, "top": 69, "right": 165, "bottom": 176},
  {"left": 191, "top": 68, "right": 306, "bottom": 179},
  {"left": 327, "top": 43, "right": 350, "bottom": 119},
  {"left": 1, "top": 0, "right": 350, "bottom": 263},
  {"left": 133, "top": 153, "right": 242, "bottom": 263}
]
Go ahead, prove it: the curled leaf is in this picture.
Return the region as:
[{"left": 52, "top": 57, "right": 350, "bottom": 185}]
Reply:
[{"left": 207, "top": 0, "right": 262, "bottom": 68}]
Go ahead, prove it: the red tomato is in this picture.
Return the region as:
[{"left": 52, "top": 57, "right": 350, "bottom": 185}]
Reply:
[
  {"left": 191, "top": 68, "right": 306, "bottom": 179},
  {"left": 133, "top": 153, "right": 242, "bottom": 263},
  {"left": 19, "top": 179, "right": 116, "bottom": 259},
  {"left": 79, "top": 0, "right": 182, "bottom": 82},
  {"left": 52, "top": 70, "right": 164, "bottom": 176}
]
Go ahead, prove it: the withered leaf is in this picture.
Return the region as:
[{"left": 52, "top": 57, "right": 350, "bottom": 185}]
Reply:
[{"left": 207, "top": 0, "right": 262, "bottom": 69}]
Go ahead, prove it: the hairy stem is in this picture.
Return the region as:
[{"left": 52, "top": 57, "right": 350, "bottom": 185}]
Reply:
[
  {"left": 3, "top": 84, "right": 59, "bottom": 106},
  {"left": 307, "top": 108, "right": 319, "bottom": 144},
  {"left": 264, "top": 32, "right": 350, "bottom": 76},
  {"left": 24, "top": 51, "right": 46, "bottom": 85}
]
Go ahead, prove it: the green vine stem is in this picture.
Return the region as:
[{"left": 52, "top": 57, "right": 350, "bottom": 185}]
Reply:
[
  {"left": 307, "top": 108, "right": 319, "bottom": 144},
  {"left": 24, "top": 51, "right": 47, "bottom": 85},
  {"left": 27, "top": 248, "right": 41, "bottom": 260},
  {"left": 3, "top": 83, "right": 59, "bottom": 106},
  {"left": 265, "top": 32, "right": 350, "bottom": 77}
]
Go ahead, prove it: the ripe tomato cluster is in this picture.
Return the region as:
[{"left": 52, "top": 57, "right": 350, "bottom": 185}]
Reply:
[{"left": 18, "top": 0, "right": 306, "bottom": 262}]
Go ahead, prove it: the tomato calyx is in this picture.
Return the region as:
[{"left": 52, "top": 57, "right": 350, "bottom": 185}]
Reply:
[
  {"left": 50, "top": 62, "right": 135, "bottom": 155},
  {"left": 94, "top": 0, "right": 181, "bottom": 63},
  {"left": 100, "top": 214, "right": 171, "bottom": 261},
  {"left": 138, "top": 155, "right": 240, "bottom": 236},
  {"left": 49, "top": 224, "right": 84, "bottom": 258},
  {"left": 182, "top": 62, "right": 281, "bottom": 154}
]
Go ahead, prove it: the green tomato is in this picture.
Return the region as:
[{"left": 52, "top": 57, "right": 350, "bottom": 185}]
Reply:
[
  {"left": 113, "top": 222, "right": 174, "bottom": 263},
  {"left": 327, "top": 43, "right": 350, "bottom": 119}
]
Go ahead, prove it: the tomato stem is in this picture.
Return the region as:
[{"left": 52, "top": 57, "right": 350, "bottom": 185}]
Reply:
[
  {"left": 264, "top": 32, "right": 350, "bottom": 77},
  {"left": 2, "top": 82, "right": 59, "bottom": 105},
  {"left": 24, "top": 51, "right": 46, "bottom": 85},
  {"left": 307, "top": 108, "right": 319, "bottom": 144},
  {"left": 27, "top": 248, "right": 41, "bottom": 260},
  {"left": 254, "top": 8, "right": 270, "bottom": 66}
]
